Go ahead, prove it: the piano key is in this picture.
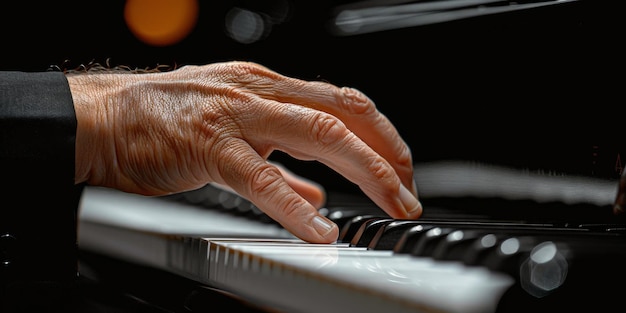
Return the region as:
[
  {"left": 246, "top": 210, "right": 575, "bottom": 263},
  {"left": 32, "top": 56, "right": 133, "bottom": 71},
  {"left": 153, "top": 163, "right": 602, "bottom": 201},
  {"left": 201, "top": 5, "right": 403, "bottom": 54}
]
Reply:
[
  {"left": 78, "top": 185, "right": 626, "bottom": 312},
  {"left": 78, "top": 187, "right": 296, "bottom": 243},
  {"left": 428, "top": 224, "right": 584, "bottom": 263},
  {"left": 327, "top": 208, "right": 385, "bottom": 232},
  {"left": 392, "top": 224, "right": 437, "bottom": 254},
  {"left": 480, "top": 235, "right": 539, "bottom": 275},
  {"left": 430, "top": 229, "right": 484, "bottom": 261},
  {"left": 337, "top": 215, "right": 385, "bottom": 243},
  {"left": 375, "top": 219, "right": 560, "bottom": 251},
  {"left": 410, "top": 226, "right": 456, "bottom": 257},
  {"left": 349, "top": 217, "right": 395, "bottom": 247},
  {"left": 368, "top": 220, "right": 421, "bottom": 250},
  {"left": 204, "top": 239, "right": 514, "bottom": 313},
  {"left": 462, "top": 233, "right": 502, "bottom": 266}
]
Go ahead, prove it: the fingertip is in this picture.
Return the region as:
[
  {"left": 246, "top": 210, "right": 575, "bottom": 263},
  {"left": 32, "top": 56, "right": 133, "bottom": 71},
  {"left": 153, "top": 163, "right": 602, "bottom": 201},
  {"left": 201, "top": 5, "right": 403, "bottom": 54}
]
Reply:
[
  {"left": 399, "top": 183, "right": 422, "bottom": 219},
  {"left": 311, "top": 215, "right": 339, "bottom": 243},
  {"left": 279, "top": 209, "right": 338, "bottom": 244},
  {"left": 407, "top": 200, "right": 423, "bottom": 219}
]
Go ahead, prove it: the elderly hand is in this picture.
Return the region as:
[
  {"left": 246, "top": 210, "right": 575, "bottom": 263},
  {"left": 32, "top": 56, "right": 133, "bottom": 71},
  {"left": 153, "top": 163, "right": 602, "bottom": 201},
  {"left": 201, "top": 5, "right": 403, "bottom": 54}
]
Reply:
[{"left": 68, "top": 61, "right": 422, "bottom": 243}]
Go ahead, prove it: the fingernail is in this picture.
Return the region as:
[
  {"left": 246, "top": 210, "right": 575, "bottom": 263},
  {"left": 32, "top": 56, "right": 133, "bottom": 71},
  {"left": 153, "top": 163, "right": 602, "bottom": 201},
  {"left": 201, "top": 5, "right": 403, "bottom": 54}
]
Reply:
[
  {"left": 313, "top": 215, "right": 335, "bottom": 236},
  {"left": 400, "top": 184, "right": 422, "bottom": 218}
]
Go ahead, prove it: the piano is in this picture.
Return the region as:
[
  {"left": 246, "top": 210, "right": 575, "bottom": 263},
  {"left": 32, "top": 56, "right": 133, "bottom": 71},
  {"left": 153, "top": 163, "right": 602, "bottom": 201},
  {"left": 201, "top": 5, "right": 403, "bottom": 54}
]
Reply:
[
  {"left": 77, "top": 159, "right": 626, "bottom": 313},
  {"left": 73, "top": 0, "right": 624, "bottom": 312}
]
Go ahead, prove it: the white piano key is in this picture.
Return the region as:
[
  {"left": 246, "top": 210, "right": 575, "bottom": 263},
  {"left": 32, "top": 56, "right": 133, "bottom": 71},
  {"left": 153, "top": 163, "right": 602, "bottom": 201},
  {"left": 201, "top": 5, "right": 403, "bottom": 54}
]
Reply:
[
  {"left": 79, "top": 186, "right": 294, "bottom": 238},
  {"left": 78, "top": 186, "right": 516, "bottom": 313},
  {"left": 78, "top": 186, "right": 295, "bottom": 270},
  {"left": 205, "top": 239, "right": 514, "bottom": 313}
]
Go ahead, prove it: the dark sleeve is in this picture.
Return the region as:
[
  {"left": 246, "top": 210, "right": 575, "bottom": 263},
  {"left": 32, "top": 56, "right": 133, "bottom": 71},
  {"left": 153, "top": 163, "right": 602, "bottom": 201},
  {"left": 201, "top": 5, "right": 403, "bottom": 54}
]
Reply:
[{"left": 0, "top": 71, "right": 84, "bottom": 311}]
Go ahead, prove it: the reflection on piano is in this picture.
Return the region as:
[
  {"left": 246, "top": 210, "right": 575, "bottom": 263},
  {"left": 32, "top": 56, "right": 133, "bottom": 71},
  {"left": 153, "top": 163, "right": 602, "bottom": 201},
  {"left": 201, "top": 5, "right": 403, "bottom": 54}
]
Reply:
[{"left": 78, "top": 161, "right": 626, "bottom": 313}]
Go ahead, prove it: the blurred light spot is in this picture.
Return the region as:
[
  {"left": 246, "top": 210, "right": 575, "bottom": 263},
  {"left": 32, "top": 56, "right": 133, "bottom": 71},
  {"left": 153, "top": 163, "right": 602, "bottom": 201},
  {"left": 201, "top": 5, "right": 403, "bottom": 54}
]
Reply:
[
  {"left": 500, "top": 238, "right": 520, "bottom": 255},
  {"left": 426, "top": 227, "right": 442, "bottom": 238},
  {"left": 124, "top": 0, "right": 199, "bottom": 46},
  {"left": 447, "top": 230, "right": 464, "bottom": 242},
  {"left": 520, "top": 241, "right": 568, "bottom": 297},
  {"left": 224, "top": 7, "right": 267, "bottom": 44},
  {"left": 479, "top": 234, "right": 497, "bottom": 248},
  {"left": 530, "top": 241, "right": 557, "bottom": 264},
  {"left": 224, "top": 0, "right": 293, "bottom": 44}
]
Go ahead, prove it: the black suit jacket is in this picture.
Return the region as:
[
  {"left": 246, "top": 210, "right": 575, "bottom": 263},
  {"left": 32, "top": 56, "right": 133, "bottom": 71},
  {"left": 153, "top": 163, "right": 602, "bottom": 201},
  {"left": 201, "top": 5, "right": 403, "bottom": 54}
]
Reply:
[{"left": 0, "top": 71, "right": 84, "bottom": 311}]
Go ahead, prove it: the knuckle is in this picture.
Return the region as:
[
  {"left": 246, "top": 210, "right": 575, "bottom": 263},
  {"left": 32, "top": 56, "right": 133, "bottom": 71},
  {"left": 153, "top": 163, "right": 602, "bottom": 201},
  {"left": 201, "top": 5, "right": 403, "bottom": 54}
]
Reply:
[
  {"left": 249, "top": 164, "right": 283, "bottom": 196},
  {"left": 225, "top": 61, "right": 277, "bottom": 81},
  {"left": 248, "top": 165, "right": 306, "bottom": 219},
  {"left": 339, "top": 86, "right": 377, "bottom": 115},
  {"left": 276, "top": 193, "right": 307, "bottom": 221},
  {"left": 394, "top": 141, "right": 414, "bottom": 170},
  {"left": 310, "top": 112, "right": 350, "bottom": 146},
  {"left": 214, "top": 139, "right": 252, "bottom": 180},
  {"left": 366, "top": 156, "right": 396, "bottom": 186}
]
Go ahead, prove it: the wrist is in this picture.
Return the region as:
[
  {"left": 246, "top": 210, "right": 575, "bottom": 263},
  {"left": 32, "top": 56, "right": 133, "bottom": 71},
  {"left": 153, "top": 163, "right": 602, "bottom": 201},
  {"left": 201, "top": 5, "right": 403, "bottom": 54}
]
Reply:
[{"left": 67, "top": 74, "right": 109, "bottom": 185}]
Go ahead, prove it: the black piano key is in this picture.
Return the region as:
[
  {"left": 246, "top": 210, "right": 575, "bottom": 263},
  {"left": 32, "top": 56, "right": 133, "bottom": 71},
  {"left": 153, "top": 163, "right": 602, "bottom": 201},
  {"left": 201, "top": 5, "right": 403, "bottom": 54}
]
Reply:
[
  {"left": 326, "top": 207, "right": 385, "bottom": 230},
  {"left": 349, "top": 218, "right": 394, "bottom": 247},
  {"left": 429, "top": 223, "right": 572, "bottom": 263},
  {"left": 430, "top": 229, "right": 485, "bottom": 261},
  {"left": 374, "top": 220, "right": 497, "bottom": 252},
  {"left": 368, "top": 220, "right": 421, "bottom": 250},
  {"left": 481, "top": 235, "right": 538, "bottom": 275},
  {"left": 391, "top": 220, "right": 490, "bottom": 254},
  {"left": 337, "top": 215, "right": 385, "bottom": 243},
  {"left": 410, "top": 227, "right": 456, "bottom": 257},
  {"left": 461, "top": 233, "right": 503, "bottom": 266},
  {"left": 392, "top": 224, "right": 437, "bottom": 254},
  {"left": 445, "top": 227, "right": 583, "bottom": 266}
]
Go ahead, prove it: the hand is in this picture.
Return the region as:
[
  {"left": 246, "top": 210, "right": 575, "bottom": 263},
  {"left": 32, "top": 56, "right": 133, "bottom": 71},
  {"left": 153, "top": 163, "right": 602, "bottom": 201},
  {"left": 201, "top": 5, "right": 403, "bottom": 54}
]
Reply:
[{"left": 68, "top": 61, "right": 422, "bottom": 243}]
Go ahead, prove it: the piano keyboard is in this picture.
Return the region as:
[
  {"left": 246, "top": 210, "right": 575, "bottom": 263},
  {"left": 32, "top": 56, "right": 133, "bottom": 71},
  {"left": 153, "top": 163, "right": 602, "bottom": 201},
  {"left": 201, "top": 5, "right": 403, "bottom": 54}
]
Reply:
[{"left": 78, "top": 180, "right": 626, "bottom": 313}]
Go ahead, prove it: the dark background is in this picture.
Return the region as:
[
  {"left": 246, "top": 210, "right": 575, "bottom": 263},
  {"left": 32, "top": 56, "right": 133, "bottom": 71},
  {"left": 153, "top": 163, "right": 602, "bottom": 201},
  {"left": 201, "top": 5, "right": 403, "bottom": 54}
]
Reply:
[{"left": 2, "top": 0, "right": 623, "bottom": 192}]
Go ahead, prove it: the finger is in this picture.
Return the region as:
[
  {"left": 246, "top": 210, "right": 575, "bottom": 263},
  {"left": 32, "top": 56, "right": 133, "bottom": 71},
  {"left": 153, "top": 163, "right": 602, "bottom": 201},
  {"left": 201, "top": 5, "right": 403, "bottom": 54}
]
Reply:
[
  {"left": 214, "top": 162, "right": 327, "bottom": 209},
  {"left": 241, "top": 71, "right": 416, "bottom": 195},
  {"left": 213, "top": 137, "right": 339, "bottom": 244},
  {"left": 236, "top": 101, "right": 422, "bottom": 220},
  {"left": 272, "top": 162, "right": 326, "bottom": 209}
]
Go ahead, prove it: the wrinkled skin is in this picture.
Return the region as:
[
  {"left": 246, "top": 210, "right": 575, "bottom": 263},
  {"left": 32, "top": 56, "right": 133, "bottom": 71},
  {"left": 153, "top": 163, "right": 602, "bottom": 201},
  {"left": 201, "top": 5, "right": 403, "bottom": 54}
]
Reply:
[{"left": 69, "top": 61, "right": 422, "bottom": 243}]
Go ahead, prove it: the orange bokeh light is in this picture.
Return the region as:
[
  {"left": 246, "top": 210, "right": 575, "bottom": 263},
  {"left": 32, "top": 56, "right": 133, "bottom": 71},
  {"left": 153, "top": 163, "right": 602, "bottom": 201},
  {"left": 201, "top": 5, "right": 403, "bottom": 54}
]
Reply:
[{"left": 124, "top": 0, "right": 199, "bottom": 47}]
